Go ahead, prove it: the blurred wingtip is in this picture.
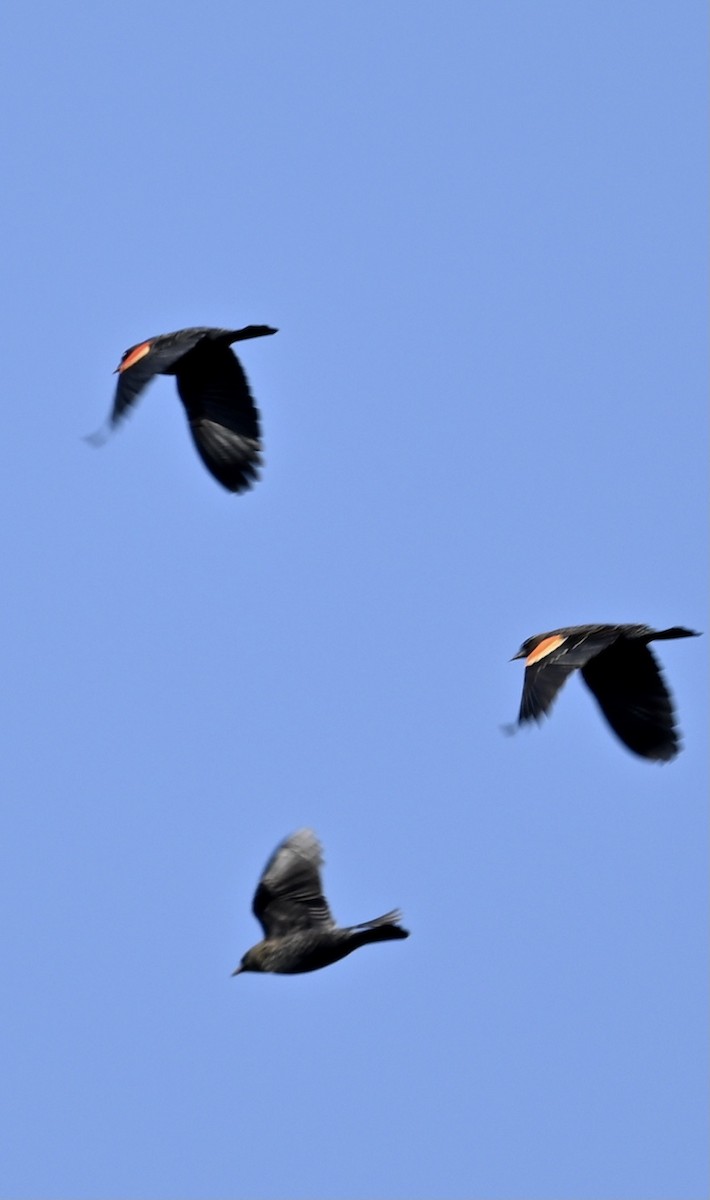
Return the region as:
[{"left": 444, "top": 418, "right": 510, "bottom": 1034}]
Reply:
[{"left": 83, "top": 425, "right": 110, "bottom": 448}]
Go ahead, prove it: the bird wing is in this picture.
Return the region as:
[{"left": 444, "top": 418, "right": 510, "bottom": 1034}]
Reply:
[
  {"left": 581, "top": 637, "right": 679, "bottom": 760},
  {"left": 176, "top": 343, "right": 262, "bottom": 493},
  {"left": 519, "top": 627, "right": 621, "bottom": 723},
  {"left": 252, "top": 829, "right": 335, "bottom": 938},
  {"left": 111, "top": 330, "right": 209, "bottom": 425}
]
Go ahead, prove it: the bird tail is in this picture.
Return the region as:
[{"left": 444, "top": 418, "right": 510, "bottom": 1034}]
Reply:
[
  {"left": 350, "top": 910, "right": 410, "bottom": 947},
  {"left": 226, "top": 325, "right": 278, "bottom": 344},
  {"left": 646, "top": 627, "right": 701, "bottom": 642}
]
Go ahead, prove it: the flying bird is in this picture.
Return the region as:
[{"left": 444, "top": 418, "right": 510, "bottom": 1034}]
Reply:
[
  {"left": 90, "top": 325, "right": 277, "bottom": 492},
  {"left": 233, "top": 829, "right": 409, "bottom": 976},
  {"left": 510, "top": 624, "right": 700, "bottom": 761}
]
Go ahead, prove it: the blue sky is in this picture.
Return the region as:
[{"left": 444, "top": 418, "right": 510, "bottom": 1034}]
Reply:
[{"left": 1, "top": 3, "right": 707, "bottom": 1198}]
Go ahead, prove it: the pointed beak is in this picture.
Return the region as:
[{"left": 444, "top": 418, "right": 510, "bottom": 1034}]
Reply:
[
  {"left": 510, "top": 650, "right": 526, "bottom": 661},
  {"left": 231, "top": 965, "right": 244, "bottom": 977}
]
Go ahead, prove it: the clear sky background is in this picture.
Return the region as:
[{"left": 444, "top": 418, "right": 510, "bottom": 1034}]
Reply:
[{"left": 1, "top": 3, "right": 707, "bottom": 1198}]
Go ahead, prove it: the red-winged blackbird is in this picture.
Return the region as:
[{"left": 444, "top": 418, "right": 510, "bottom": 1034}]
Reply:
[
  {"left": 232, "top": 829, "right": 409, "bottom": 976},
  {"left": 90, "top": 325, "right": 277, "bottom": 492},
  {"left": 511, "top": 624, "right": 700, "bottom": 761}
]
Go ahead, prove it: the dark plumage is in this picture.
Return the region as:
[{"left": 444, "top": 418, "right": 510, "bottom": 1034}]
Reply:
[
  {"left": 511, "top": 624, "right": 700, "bottom": 761},
  {"left": 90, "top": 324, "right": 277, "bottom": 492},
  {"left": 233, "top": 829, "right": 409, "bottom": 976}
]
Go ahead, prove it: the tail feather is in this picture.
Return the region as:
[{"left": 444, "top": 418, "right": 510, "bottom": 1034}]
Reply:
[
  {"left": 226, "top": 325, "right": 278, "bottom": 344},
  {"left": 350, "top": 910, "right": 409, "bottom": 946},
  {"left": 646, "top": 627, "right": 701, "bottom": 643}
]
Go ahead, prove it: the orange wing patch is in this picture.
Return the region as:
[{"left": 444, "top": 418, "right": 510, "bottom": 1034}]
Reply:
[
  {"left": 118, "top": 341, "right": 152, "bottom": 372},
  {"left": 526, "top": 634, "right": 566, "bottom": 666}
]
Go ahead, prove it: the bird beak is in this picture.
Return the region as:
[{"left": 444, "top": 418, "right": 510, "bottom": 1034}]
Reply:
[
  {"left": 231, "top": 965, "right": 244, "bottom": 977},
  {"left": 510, "top": 650, "right": 526, "bottom": 661}
]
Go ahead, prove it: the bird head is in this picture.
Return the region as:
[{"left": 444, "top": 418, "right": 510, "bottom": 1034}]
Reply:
[
  {"left": 511, "top": 633, "right": 548, "bottom": 661},
  {"left": 231, "top": 944, "right": 266, "bottom": 976}
]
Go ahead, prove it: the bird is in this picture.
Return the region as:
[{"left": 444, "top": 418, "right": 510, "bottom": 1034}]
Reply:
[
  {"left": 89, "top": 324, "right": 277, "bottom": 492},
  {"left": 233, "top": 829, "right": 409, "bottom": 976},
  {"left": 510, "top": 624, "right": 700, "bottom": 761}
]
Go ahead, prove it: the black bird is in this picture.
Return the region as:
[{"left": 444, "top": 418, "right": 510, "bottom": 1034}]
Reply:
[
  {"left": 90, "top": 324, "right": 277, "bottom": 492},
  {"left": 511, "top": 624, "right": 700, "bottom": 761},
  {"left": 233, "top": 829, "right": 409, "bottom": 976}
]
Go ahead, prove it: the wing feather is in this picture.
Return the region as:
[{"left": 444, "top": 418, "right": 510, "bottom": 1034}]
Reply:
[
  {"left": 176, "top": 344, "right": 262, "bottom": 492},
  {"left": 518, "top": 628, "right": 621, "bottom": 724},
  {"left": 252, "top": 830, "right": 335, "bottom": 939},
  {"left": 111, "top": 330, "right": 210, "bottom": 425},
  {"left": 581, "top": 638, "right": 679, "bottom": 760}
]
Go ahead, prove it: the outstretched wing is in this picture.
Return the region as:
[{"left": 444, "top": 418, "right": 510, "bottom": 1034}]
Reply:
[
  {"left": 252, "top": 829, "right": 335, "bottom": 939},
  {"left": 581, "top": 638, "right": 679, "bottom": 760},
  {"left": 176, "top": 343, "right": 262, "bottom": 493},
  {"left": 518, "top": 628, "right": 620, "bottom": 724},
  {"left": 111, "top": 329, "right": 209, "bottom": 426}
]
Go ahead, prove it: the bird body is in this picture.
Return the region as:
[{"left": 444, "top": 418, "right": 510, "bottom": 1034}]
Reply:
[
  {"left": 92, "top": 324, "right": 277, "bottom": 492},
  {"left": 233, "top": 829, "right": 409, "bottom": 976},
  {"left": 511, "top": 624, "right": 700, "bottom": 761}
]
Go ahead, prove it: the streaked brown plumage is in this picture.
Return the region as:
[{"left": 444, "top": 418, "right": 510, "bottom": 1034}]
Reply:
[
  {"left": 233, "top": 829, "right": 409, "bottom": 976},
  {"left": 90, "top": 324, "right": 277, "bottom": 492},
  {"left": 511, "top": 624, "right": 700, "bottom": 761}
]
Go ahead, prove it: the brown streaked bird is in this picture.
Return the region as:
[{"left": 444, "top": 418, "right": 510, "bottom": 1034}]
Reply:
[
  {"left": 89, "top": 325, "right": 277, "bottom": 492},
  {"left": 511, "top": 624, "right": 700, "bottom": 761},
  {"left": 233, "top": 829, "right": 409, "bottom": 976}
]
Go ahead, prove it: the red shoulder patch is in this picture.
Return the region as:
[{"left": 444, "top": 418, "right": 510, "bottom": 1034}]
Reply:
[
  {"left": 117, "top": 341, "right": 152, "bottom": 373},
  {"left": 526, "top": 634, "right": 566, "bottom": 666}
]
